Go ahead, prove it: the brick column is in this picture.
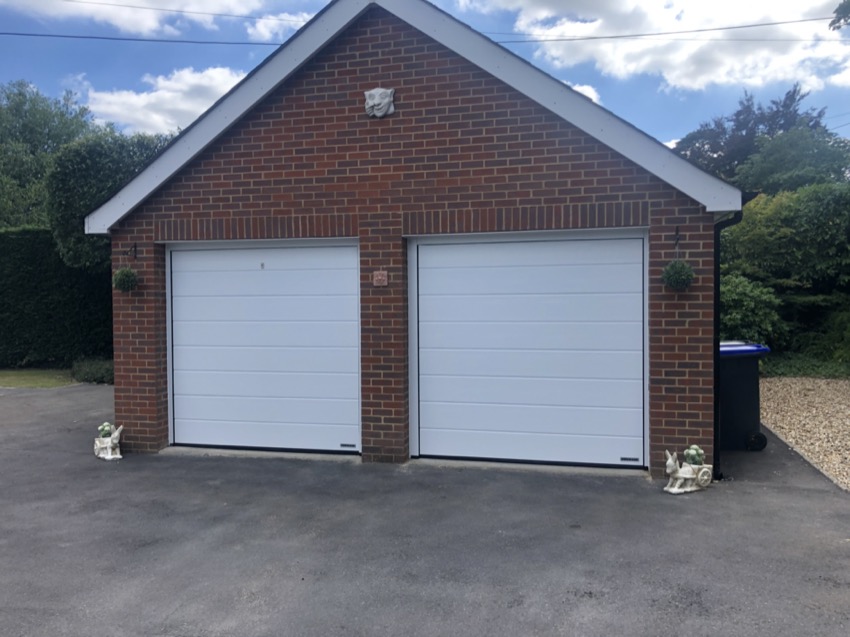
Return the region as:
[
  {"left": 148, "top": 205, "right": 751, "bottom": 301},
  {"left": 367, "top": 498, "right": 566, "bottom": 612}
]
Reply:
[
  {"left": 111, "top": 229, "right": 169, "bottom": 452},
  {"left": 647, "top": 200, "right": 715, "bottom": 474},
  {"left": 359, "top": 216, "right": 409, "bottom": 462}
]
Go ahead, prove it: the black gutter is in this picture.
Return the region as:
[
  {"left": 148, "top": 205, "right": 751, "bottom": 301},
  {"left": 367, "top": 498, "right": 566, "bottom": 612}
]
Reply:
[{"left": 713, "top": 209, "right": 743, "bottom": 480}]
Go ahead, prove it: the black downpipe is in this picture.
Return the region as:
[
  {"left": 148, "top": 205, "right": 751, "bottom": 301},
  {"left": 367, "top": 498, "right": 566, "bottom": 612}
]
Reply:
[{"left": 713, "top": 210, "right": 743, "bottom": 480}]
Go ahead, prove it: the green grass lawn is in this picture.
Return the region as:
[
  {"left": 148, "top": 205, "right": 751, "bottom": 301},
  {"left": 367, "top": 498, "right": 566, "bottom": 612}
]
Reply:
[{"left": 0, "top": 368, "right": 75, "bottom": 388}]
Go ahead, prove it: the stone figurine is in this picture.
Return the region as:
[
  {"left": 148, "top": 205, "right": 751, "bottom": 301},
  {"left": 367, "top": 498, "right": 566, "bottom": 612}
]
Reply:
[
  {"left": 664, "top": 449, "right": 713, "bottom": 494},
  {"left": 94, "top": 422, "right": 124, "bottom": 460},
  {"left": 364, "top": 87, "right": 395, "bottom": 118}
]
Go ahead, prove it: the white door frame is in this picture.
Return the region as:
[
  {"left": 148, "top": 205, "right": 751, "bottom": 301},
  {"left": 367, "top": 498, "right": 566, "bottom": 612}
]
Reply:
[
  {"left": 407, "top": 228, "right": 649, "bottom": 464},
  {"left": 164, "top": 238, "right": 361, "bottom": 448}
]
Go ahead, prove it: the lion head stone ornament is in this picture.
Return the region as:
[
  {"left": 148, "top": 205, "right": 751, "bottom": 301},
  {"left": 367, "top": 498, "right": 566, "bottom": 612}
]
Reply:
[{"left": 364, "top": 87, "right": 395, "bottom": 118}]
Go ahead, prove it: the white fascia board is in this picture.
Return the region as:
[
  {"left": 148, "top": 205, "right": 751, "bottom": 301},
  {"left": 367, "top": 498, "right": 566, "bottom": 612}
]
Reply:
[
  {"left": 86, "top": 0, "right": 739, "bottom": 235},
  {"left": 383, "top": 0, "right": 741, "bottom": 214},
  {"left": 85, "top": 0, "right": 375, "bottom": 234}
]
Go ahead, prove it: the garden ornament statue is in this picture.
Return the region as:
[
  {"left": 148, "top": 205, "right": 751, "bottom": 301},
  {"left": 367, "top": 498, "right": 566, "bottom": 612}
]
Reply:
[
  {"left": 94, "top": 422, "right": 124, "bottom": 460},
  {"left": 664, "top": 445, "right": 713, "bottom": 494}
]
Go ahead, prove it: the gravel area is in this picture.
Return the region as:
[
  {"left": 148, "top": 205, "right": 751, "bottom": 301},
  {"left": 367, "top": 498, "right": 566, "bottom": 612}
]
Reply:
[{"left": 760, "top": 377, "right": 850, "bottom": 491}]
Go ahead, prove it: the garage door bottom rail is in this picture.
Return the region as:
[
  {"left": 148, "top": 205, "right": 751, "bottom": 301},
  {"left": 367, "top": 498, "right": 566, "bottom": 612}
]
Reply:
[
  {"left": 414, "top": 453, "right": 647, "bottom": 470},
  {"left": 169, "top": 443, "right": 361, "bottom": 457}
]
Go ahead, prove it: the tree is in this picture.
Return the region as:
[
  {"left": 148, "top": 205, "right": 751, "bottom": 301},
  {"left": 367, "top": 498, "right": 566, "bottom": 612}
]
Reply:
[
  {"left": 722, "top": 183, "right": 850, "bottom": 358},
  {"left": 734, "top": 126, "right": 850, "bottom": 195},
  {"left": 724, "top": 184, "right": 850, "bottom": 294},
  {"left": 719, "top": 273, "right": 784, "bottom": 344},
  {"left": 0, "top": 80, "right": 94, "bottom": 228},
  {"left": 675, "top": 85, "right": 828, "bottom": 183},
  {"left": 831, "top": 0, "right": 850, "bottom": 29},
  {"left": 46, "top": 129, "right": 171, "bottom": 270}
]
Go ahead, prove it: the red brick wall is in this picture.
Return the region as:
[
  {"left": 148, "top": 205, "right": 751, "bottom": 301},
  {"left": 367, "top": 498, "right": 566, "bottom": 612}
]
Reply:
[
  {"left": 110, "top": 8, "right": 715, "bottom": 471},
  {"left": 648, "top": 206, "right": 715, "bottom": 475}
]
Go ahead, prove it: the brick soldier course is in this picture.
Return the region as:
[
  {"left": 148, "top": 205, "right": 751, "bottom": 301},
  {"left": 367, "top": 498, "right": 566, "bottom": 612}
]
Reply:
[{"left": 89, "top": 0, "right": 739, "bottom": 474}]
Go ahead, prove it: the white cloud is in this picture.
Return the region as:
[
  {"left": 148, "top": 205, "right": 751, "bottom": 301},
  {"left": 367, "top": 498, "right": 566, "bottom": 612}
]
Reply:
[
  {"left": 78, "top": 67, "right": 246, "bottom": 134},
  {"left": 246, "top": 12, "right": 313, "bottom": 42},
  {"left": 829, "top": 61, "right": 850, "bottom": 87},
  {"left": 567, "top": 83, "right": 601, "bottom": 104},
  {"left": 451, "top": 0, "right": 850, "bottom": 93},
  {"left": 0, "top": 0, "right": 266, "bottom": 35}
]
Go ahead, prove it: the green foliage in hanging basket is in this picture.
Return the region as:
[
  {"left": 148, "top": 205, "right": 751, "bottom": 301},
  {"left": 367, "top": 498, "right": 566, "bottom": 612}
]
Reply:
[
  {"left": 661, "top": 260, "right": 695, "bottom": 291},
  {"left": 112, "top": 267, "right": 139, "bottom": 292}
]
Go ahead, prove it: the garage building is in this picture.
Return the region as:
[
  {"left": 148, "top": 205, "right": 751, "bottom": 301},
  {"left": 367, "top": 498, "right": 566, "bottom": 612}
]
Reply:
[{"left": 86, "top": 0, "right": 740, "bottom": 473}]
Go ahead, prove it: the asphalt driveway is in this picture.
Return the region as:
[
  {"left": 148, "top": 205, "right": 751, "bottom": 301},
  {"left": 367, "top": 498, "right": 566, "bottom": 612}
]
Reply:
[{"left": 1, "top": 384, "right": 848, "bottom": 637}]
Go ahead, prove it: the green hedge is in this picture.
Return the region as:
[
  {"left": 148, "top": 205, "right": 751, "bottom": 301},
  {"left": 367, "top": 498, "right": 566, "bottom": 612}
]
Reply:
[
  {"left": 719, "top": 273, "right": 786, "bottom": 346},
  {"left": 0, "top": 228, "right": 112, "bottom": 367}
]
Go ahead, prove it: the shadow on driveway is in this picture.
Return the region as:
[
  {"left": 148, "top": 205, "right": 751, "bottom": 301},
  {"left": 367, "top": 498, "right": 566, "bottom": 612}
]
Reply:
[{"left": 1, "top": 384, "right": 849, "bottom": 637}]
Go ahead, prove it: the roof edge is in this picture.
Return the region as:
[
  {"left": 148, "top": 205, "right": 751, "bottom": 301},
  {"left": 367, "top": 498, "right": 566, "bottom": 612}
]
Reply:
[
  {"left": 85, "top": 0, "right": 375, "bottom": 234},
  {"left": 381, "top": 0, "right": 740, "bottom": 213}
]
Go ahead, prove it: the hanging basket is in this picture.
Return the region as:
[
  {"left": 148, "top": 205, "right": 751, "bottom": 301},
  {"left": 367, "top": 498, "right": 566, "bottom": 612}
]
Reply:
[
  {"left": 112, "top": 267, "right": 139, "bottom": 292},
  {"left": 661, "top": 260, "right": 695, "bottom": 291}
]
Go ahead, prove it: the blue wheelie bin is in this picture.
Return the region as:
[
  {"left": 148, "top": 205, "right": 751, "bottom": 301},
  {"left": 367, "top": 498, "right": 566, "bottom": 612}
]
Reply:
[{"left": 718, "top": 341, "right": 771, "bottom": 451}]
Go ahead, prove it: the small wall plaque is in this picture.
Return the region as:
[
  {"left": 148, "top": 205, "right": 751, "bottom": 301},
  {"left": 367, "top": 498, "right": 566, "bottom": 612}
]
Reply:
[{"left": 372, "top": 270, "right": 389, "bottom": 287}]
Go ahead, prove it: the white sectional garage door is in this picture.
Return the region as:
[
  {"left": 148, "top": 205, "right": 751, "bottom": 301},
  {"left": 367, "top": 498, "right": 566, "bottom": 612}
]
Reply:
[
  {"left": 170, "top": 244, "right": 360, "bottom": 451},
  {"left": 416, "top": 237, "right": 645, "bottom": 466}
]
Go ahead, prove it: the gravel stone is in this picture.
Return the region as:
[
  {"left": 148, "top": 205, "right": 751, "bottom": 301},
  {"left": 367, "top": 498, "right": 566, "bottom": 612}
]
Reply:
[{"left": 760, "top": 377, "right": 850, "bottom": 491}]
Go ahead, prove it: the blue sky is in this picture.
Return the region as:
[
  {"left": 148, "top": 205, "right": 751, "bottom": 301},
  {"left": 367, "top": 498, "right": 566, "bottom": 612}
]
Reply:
[{"left": 1, "top": 0, "right": 849, "bottom": 146}]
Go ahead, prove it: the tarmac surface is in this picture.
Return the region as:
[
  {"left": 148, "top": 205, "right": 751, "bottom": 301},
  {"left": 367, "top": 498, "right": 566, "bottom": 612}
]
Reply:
[{"left": 1, "top": 383, "right": 848, "bottom": 637}]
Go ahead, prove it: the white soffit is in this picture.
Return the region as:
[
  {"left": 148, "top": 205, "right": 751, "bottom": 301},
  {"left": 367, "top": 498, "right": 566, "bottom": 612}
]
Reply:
[{"left": 85, "top": 0, "right": 740, "bottom": 234}]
